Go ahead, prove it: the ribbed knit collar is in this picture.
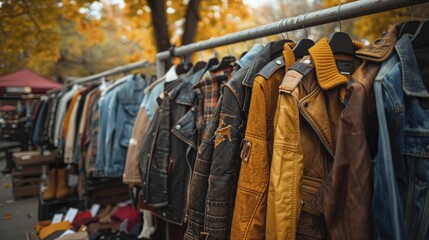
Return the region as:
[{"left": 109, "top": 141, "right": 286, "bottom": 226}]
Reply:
[
  {"left": 283, "top": 42, "right": 296, "bottom": 70},
  {"left": 308, "top": 38, "right": 363, "bottom": 90}
]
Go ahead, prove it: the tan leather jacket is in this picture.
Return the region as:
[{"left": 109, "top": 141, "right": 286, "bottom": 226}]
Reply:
[
  {"left": 267, "top": 29, "right": 396, "bottom": 239},
  {"left": 268, "top": 38, "right": 362, "bottom": 239},
  {"left": 230, "top": 42, "right": 296, "bottom": 240}
]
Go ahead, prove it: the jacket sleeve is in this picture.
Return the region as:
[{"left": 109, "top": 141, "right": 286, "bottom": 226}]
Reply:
[{"left": 230, "top": 77, "right": 269, "bottom": 240}]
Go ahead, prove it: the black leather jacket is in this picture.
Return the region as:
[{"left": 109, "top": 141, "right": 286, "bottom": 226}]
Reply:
[
  {"left": 139, "top": 67, "right": 206, "bottom": 225},
  {"left": 184, "top": 41, "right": 289, "bottom": 240}
]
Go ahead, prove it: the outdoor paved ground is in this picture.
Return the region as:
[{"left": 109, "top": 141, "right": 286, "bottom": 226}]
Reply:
[{"left": 0, "top": 153, "right": 38, "bottom": 240}]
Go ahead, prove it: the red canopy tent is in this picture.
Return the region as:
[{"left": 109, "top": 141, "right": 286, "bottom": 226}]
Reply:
[
  {"left": 0, "top": 69, "right": 62, "bottom": 94},
  {"left": 0, "top": 105, "right": 17, "bottom": 112}
]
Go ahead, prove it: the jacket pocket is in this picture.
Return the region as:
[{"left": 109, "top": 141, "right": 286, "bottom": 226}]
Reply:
[
  {"left": 123, "top": 104, "right": 140, "bottom": 118},
  {"left": 120, "top": 123, "right": 135, "bottom": 147}
]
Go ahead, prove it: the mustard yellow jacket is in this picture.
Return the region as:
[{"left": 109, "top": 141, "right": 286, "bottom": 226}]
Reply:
[{"left": 230, "top": 42, "right": 296, "bottom": 240}]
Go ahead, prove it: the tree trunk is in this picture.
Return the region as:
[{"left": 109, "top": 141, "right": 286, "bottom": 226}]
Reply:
[
  {"left": 181, "top": 0, "right": 201, "bottom": 60},
  {"left": 147, "top": 0, "right": 171, "bottom": 71}
]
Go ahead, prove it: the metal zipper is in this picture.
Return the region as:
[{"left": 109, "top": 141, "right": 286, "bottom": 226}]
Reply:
[
  {"left": 184, "top": 146, "right": 193, "bottom": 224},
  {"left": 298, "top": 103, "right": 334, "bottom": 158}
]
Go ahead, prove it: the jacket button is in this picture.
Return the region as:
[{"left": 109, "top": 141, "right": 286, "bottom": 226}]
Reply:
[
  {"left": 276, "top": 60, "right": 282, "bottom": 65},
  {"left": 162, "top": 212, "right": 167, "bottom": 217},
  {"left": 175, "top": 125, "right": 181, "bottom": 130},
  {"left": 303, "top": 102, "right": 309, "bottom": 108}
]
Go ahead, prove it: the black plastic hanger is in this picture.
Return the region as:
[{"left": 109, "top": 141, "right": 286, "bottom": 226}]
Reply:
[
  {"left": 206, "top": 57, "right": 220, "bottom": 71},
  {"left": 293, "top": 39, "right": 315, "bottom": 58},
  {"left": 239, "top": 51, "right": 248, "bottom": 59},
  {"left": 211, "top": 55, "right": 235, "bottom": 72},
  {"left": 328, "top": 4, "right": 356, "bottom": 57},
  {"left": 270, "top": 39, "right": 289, "bottom": 60},
  {"left": 398, "top": 21, "right": 420, "bottom": 38},
  {"left": 328, "top": 32, "right": 356, "bottom": 57},
  {"left": 189, "top": 61, "right": 207, "bottom": 74},
  {"left": 411, "top": 21, "right": 429, "bottom": 48},
  {"left": 175, "top": 55, "right": 193, "bottom": 75}
]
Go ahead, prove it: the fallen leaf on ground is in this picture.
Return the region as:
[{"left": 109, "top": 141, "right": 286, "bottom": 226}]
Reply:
[
  {"left": 3, "top": 183, "right": 11, "bottom": 188},
  {"left": 3, "top": 214, "right": 12, "bottom": 220}
]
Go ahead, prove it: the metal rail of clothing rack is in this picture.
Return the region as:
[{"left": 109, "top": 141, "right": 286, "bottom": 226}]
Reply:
[
  {"left": 156, "top": 0, "right": 428, "bottom": 77},
  {"left": 153, "top": 0, "right": 427, "bottom": 239},
  {"left": 47, "top": 60, "right": 151, "bottom": 94}
]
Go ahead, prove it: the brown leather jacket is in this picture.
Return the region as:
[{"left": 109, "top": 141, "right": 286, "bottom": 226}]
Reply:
[{"left": 267, "top": 33, "right": 394, "bottom": 239}]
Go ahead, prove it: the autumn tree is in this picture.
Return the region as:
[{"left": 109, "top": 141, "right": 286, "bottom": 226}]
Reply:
[
  {"left": 0, "top": 0, "right": 251, "bottom": 79},
  {"left": 324, "top": 0, "right": 429, "bottom": 42},
  {"left": 0, "top": 1, "right": 62, "bottom": 76}
]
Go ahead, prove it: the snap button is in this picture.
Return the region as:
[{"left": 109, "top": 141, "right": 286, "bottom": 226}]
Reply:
[
  {"left": 162, "top": 212, "right": 167, "bottom": 217},
  {"left": 175, "top": 125, "right": 181, "bottom": 130},
  {"left": 152, "top": 132, "right": 156, "bottom": 136},
  {"left": 276, "top": 60, "right": 282, "bottom": 65},
  {"left": 130, "top": 139, "right": 137, "bottom": 145},
  {"left": 147, "top": 153, "right": 150, "bottom": 157}
]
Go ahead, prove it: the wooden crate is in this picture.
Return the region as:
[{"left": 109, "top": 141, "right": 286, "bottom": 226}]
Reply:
[
  {"left": 85, "top": 177, "right": 130, "bottom": 207},
  {"left": 12, "top": 176, "right": 40, "bottom": 199},
  {"left": 13, "top": 150, "right": 57, "bottom": 166},
  {"left": 13, "top": 165, "right": 43, "bottom": 177}
]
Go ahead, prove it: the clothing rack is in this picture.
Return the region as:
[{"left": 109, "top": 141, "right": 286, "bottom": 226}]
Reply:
[
  {"left": 47, "top": 60, "right": 151, "bottom": 94},
  {"left": 156, "top": 0, "right": 427, "bottom": 77}
]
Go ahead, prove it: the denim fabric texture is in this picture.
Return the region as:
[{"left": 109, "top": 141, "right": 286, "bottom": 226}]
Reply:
[
  {"left": 373, "top": 34, "right": 429, "bottom": 240},
  {"left": 94, "top": 86, "right": 117, "bottom": 176},
  {"left": 32, "top": 100, "right": 47, "bottom": 145},
  {"left": 105, "top": 75, "right": 146, "bottom": 176}
]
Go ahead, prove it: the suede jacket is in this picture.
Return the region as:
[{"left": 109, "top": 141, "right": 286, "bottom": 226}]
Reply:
[{"left": 230, "top": 42, "right": 296, "bottom": 240}]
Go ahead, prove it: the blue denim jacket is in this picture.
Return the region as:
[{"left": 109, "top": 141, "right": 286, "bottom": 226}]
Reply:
[
  {"left": 373, "top": 34, "right": 429, "bottom": 240},
  {"left": 105, "top": 75, "right": 146, "bottom": 176},
  {"left": 94, "top": 86, "right": 118, "bottom": 176}
]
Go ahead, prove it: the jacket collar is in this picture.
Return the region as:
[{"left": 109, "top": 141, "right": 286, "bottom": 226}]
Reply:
[
  {"left": 238, "top": 44, "right": 264, "bottom": 68},
  {"left": 242, "top": 40, "right": 292, "bottom": 87},
  {"left": 132, "top": 74, "right": 147, "bottom": 90},
  {"left": 396, "top": 34, "right": 429, "bottom": 98},
  {"left": 308, "top": 38, "right": 363, "bottom": 90}
]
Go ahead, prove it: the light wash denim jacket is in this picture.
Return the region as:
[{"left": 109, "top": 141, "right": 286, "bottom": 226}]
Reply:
[
  {"left": 106, "top": 74, "right": 146, "bottom": 176},
  {"left": 95, "top": 74, "right": 146, "bottom": 177},
  {"left": 373, "top": 34, "right": 429, "bottom": 240}
]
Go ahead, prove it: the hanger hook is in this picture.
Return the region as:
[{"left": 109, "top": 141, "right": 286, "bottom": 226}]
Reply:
[
  {"left": 226, "top": 44, "right": 232, "bottom": 56},
  {"left": 198, "top": 51, "right": 204, "bottom": 61},
  {"left": 277, "top": 20, "right": 285, "bottom": 39},
  {"left": 277, "top": 19, "right": 288, "bottom": 40},
  {"left": 302, "top": 12, "right": 309, "bottom": 39},
  {"left": 337, "top": 3, "right": 342, "bottom": 32}
]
